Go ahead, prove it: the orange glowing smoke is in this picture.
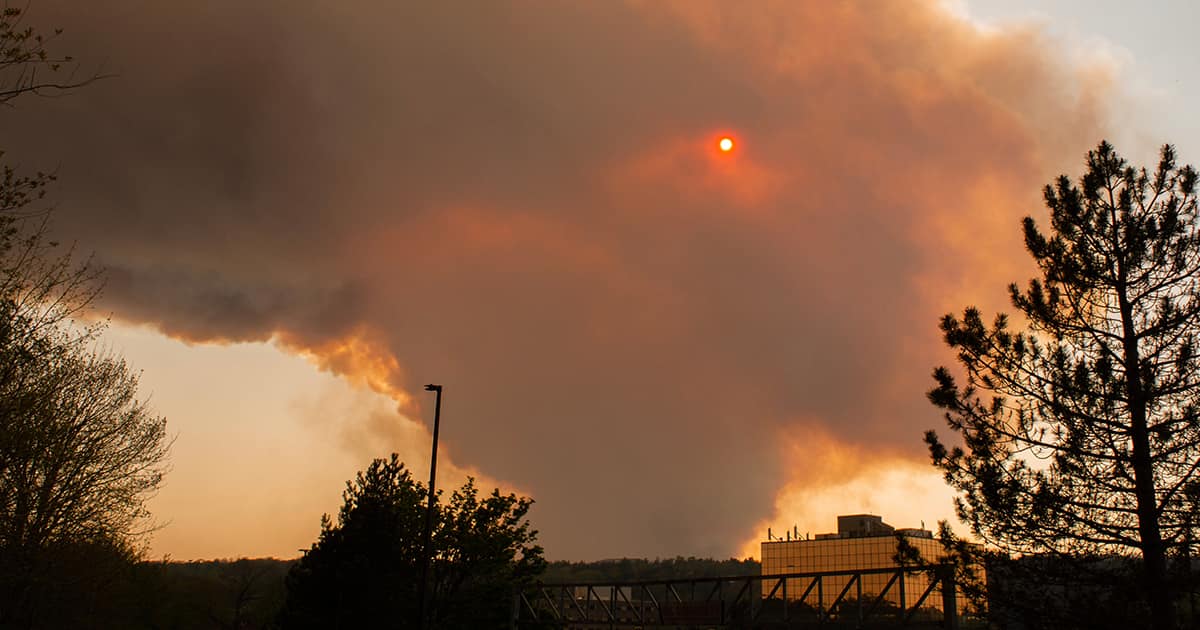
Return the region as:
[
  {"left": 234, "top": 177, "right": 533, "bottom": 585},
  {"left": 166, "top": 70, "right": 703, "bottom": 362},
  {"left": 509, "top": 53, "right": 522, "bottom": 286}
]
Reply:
[{"left": 280, "top": 329, "right": 413, "bottom": 407}]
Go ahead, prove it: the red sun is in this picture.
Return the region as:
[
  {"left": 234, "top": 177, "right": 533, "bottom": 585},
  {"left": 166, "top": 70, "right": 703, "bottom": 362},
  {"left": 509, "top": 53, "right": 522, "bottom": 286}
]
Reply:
[{"left": 718, "top": 137, "right": 734, "bottom": 152}]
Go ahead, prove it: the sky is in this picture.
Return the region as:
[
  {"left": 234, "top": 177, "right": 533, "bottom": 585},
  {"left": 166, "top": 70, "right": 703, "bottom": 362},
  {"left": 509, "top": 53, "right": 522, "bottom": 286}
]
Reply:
[{"left": 1, "top": 0, "right": 1197, "bottom": 561}]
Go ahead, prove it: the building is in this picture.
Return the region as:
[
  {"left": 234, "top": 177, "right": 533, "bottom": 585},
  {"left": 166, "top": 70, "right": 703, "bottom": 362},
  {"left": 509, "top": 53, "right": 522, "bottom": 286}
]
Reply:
[{"left": 761, "top": 514, "right": 956, "bottom": 613}]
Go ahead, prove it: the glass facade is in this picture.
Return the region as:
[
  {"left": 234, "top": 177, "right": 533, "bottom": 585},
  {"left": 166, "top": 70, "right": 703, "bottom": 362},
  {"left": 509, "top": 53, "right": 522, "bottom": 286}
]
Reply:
[
  {"left": 759, "top": 515, "right": 970, "bottom": 614},
  {"left": 761, "top": 534, "right": 947, "bottom": 610}
]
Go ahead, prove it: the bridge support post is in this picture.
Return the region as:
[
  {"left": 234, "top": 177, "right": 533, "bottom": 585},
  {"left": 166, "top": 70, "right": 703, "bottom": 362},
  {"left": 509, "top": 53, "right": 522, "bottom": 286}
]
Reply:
[
  {"left": 939, "top": 565, "right": 959, "bottom": 630},
  {"left": 509, "top": 585, "right": 518, "bottom": 630}
]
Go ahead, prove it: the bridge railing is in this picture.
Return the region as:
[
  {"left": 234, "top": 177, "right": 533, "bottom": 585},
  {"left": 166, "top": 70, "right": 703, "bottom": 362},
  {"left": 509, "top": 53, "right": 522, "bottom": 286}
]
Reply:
[{"left": 515, "top": 565, "right": 963, "bottom": 628}]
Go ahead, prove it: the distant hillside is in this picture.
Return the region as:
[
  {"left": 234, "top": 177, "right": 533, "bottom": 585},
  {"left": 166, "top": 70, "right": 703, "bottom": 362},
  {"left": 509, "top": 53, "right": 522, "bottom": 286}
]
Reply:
[{"left": 542, "top": 556, "right": 760, "bottom": 583}]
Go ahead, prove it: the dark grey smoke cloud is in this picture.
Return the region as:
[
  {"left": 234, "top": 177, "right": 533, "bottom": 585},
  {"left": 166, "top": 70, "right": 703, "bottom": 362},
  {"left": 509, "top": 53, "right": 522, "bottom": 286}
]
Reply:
[{"left": 1, "top": 0, "right": 1107, "bottom": 558}]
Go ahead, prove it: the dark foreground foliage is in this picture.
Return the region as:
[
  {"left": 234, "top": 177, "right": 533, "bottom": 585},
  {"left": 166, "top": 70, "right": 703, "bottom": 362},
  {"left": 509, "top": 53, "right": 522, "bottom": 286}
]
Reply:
[
  {"left": 278, "top": 454, "right": 545, "bottom": 629},
  {"left": 0, "top": 554, "right": 290, "bottom": 629}
]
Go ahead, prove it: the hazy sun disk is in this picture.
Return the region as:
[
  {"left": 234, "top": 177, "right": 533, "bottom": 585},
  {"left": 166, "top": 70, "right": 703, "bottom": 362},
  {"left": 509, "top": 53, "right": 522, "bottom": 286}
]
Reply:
[{"left": 719, "top": 137, "right": 734, "bottom": 152}]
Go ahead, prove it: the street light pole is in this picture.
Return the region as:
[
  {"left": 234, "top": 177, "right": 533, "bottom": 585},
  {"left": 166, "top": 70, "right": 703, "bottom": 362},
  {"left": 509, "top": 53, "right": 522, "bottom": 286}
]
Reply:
[{"left": 417, "top": 383, "right": 442, "bottom": 630}]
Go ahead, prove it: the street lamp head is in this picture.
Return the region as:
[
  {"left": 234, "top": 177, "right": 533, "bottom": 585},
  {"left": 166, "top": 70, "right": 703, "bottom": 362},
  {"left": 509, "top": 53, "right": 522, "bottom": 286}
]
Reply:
[{"left": 424, "top": 384, "right": 442, "bottom": 392}]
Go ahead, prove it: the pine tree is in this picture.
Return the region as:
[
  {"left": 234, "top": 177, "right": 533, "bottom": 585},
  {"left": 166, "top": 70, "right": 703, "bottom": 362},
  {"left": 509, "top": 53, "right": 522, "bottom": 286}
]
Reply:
[{"left": 927, "top": 141, "right": 1200, "bottom": 630}]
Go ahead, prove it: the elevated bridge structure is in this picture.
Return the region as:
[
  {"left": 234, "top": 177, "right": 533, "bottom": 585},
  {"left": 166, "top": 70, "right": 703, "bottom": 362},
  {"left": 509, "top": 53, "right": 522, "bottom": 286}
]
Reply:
[{"left": 515, "top": 566, "right": 968, "bottom": 629}]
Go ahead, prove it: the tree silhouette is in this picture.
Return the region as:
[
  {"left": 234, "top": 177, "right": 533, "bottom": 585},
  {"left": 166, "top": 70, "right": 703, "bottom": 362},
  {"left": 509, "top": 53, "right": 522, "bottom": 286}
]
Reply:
[
  {"left": 0, "top": 8, "right": 168, "bottom": 628},
  {"left": 0, "top": 4, "right": 97, "bottom": 104},
  {"left": 927, "top": 141, "right": 1200, "bottom": 630},
  {"left": 279, "top": 454, "right": 545, "bottom": 629}
]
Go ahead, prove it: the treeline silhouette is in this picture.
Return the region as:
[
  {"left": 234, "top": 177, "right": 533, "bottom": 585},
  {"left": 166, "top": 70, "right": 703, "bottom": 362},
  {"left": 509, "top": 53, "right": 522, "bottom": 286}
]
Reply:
[
  {"left": 543, "top": 556, "right": 760, "bottom": 583},
  {"left": 22, "top": 555, "right": 754, "bottom": 628},
  {"left": 95, "top": 558, "right": 290, "bottom": 629}
]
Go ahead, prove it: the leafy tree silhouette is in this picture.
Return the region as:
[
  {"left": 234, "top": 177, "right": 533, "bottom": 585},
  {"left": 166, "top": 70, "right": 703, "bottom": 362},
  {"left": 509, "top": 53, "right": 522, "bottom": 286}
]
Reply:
[
  {"left": 0, "top": 7, "right": 166, "bottom": 628},
  {"left": 279, "top": 454, "right": 544, "bottom": 629}
]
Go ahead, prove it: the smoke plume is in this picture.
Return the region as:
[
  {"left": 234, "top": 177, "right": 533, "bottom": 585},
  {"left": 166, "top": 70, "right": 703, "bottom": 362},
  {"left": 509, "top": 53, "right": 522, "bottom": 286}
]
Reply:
[{"left": 1, "top": 0, "right": 1110, "bottom": 558}]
